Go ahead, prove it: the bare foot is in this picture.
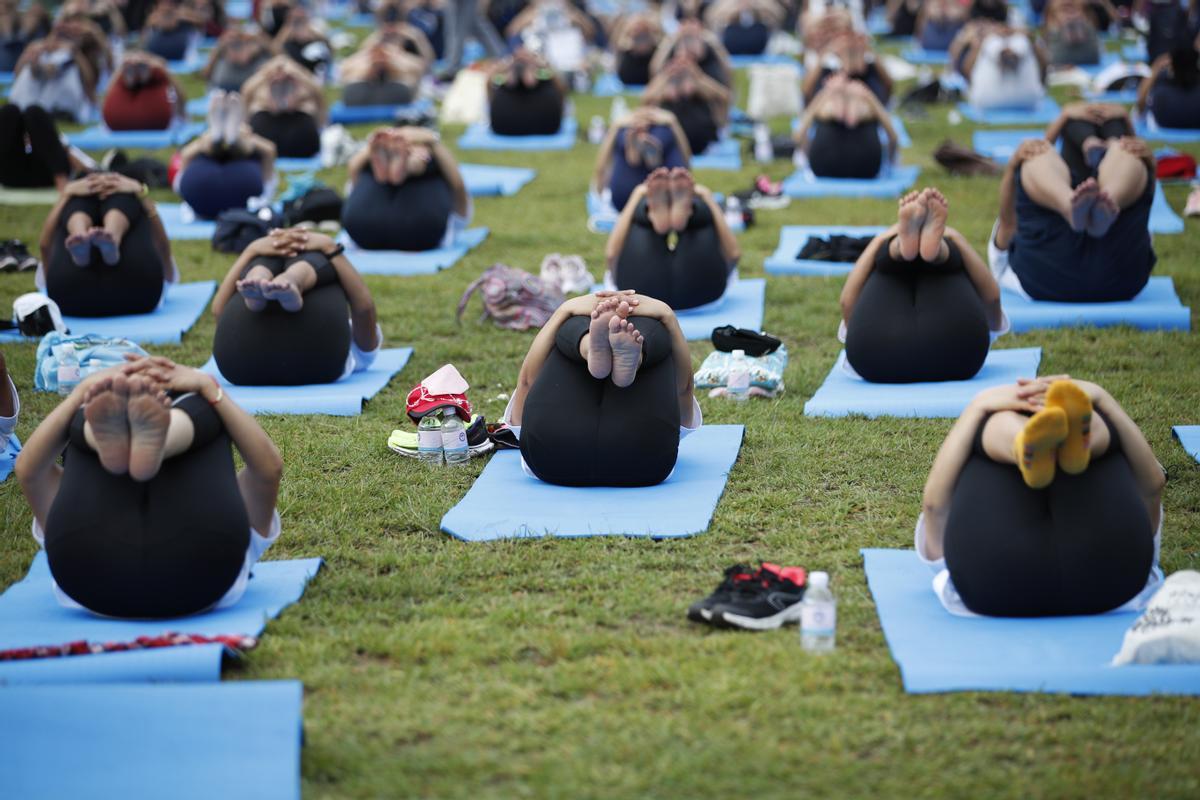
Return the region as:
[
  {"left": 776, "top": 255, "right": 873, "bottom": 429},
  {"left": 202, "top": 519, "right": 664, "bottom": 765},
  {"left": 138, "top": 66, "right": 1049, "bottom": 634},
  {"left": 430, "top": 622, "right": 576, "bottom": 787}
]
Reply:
[
  {"left": 65, "top": 232, "right": 92, "bottom": 266},
  {"left": 369, "top": 142, "right": 390, "bottom": 184},
  {"left": 645, "top": 168, "right": 672, "bottom": 236},
  {"left": 90, "top": 227, "right": 120, "bottom": 266},
  {"left": 896, "top": 191, "right": 927, "bottom": 261},
  {"left": 608, "top": 314, "right": 644, "bottom": 389},
  {"left": 126, "top": 377, "right": 171, "bottom": 482},
  {"left": 1069, "top": 178, "right": 1098, "bottom": 232},
  {"left": 237, "top": 277, "right": 270, "bottom": 312},
  {"left": 587, "top": 298, "right": 619, "bottom": 379},
  {"left": 667, "top": 168, "right": 694, "bottom": 233},
  {"left": 388, "top": 141, "right": 408, "bottom": 185},
  {"left": 1087, "top": 190, "right": 1120, "bottom": 238},
  {"left": 263, "top": 276, "right": 304, "bottom": 312},
  {"left": 919, "top": 188, "right": 948, "bottom": 263},
  {"left": 1082, "top": 135, "right": 1107, "bottom": 170},
  {"left": 84, "top": 375, "right": 131, "bottom": 475}
]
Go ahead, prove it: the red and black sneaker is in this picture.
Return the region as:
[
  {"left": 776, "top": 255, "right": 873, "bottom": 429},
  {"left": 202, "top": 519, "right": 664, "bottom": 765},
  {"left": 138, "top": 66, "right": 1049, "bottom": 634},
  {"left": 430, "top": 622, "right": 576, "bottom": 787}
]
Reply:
[
  {"left": 710, "top": 566, "right": 807, "bottom": 631},
  {"left": 688, "top": 563, "right": 759, "bottom": 623}
]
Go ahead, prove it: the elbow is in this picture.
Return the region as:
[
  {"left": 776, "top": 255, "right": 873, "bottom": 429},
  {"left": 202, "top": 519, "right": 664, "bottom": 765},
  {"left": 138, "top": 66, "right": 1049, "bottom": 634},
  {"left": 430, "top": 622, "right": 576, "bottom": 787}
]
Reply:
[
  {"left": 261, "top": 443, "right": 285, "bottom": 488},
  {"left": 13, "top": 451, "right": 32, "bottom": 489}
]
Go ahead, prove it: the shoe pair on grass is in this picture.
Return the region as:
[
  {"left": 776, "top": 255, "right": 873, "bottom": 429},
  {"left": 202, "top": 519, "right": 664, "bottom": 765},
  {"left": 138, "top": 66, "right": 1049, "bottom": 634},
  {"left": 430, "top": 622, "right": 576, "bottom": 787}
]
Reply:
[{"left": 689, "top": 562, "right": 807, "bottom": 631}]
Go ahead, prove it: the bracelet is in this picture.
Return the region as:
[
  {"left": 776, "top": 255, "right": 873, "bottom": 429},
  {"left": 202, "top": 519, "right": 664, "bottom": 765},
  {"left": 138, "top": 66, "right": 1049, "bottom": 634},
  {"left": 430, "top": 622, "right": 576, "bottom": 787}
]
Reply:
[
  {"left": 326, "top": 243, "right": 345, "bottom": 259},
  {"left": 207, "top": 374, "right": 224, "bottom": 405}
]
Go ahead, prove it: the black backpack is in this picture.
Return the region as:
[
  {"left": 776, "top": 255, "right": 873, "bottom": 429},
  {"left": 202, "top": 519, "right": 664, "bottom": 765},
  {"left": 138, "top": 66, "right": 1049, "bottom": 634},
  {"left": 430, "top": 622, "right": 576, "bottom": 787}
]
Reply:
[{"left": 211, "top": 208, "right": 284, "bottom": 254}]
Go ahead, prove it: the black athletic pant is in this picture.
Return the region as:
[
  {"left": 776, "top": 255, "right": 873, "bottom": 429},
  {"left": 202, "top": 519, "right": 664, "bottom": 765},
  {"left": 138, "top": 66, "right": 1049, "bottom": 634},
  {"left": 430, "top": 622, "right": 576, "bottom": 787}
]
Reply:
[
  {"left": 1059, "top": 117, "right": 1133, "bottom": 187},
  {"left": 521, "top": 315, "right": 681, "bottom": 487},
  {"left": 943, "top": 410, "right": 1155, "bottom": 617},
  {"left": 0, "top": 104, "right": 70, "bottom": 188},
  {"left": 44, "top": 395, "right": 251, "bottom": 619},
  {"left": 613, "top": 198, "right": 731, "bottom": 310},
  {"left": 808, "top": 120, "right": 884, "bottom": 179},
  {"left": 343, "top": 80, "right": 415, "bottom": 106},
  {"left": 249, "top": 109, "right": 321, "bottom": 158},
  {"left": 212, "top": 251, "right": 352, "bottom": 386},
  {"left": 46, "top": 192, "right": 165, "bottom": 317},
  {"left": 340, "top": 170, "right": 453, "bottom": 251},
  {"left": 489, "top": 80, "right": 564, "bottom": 136},
  {"left": 845, "top": 239, "right": 991, "bottom": 383}
]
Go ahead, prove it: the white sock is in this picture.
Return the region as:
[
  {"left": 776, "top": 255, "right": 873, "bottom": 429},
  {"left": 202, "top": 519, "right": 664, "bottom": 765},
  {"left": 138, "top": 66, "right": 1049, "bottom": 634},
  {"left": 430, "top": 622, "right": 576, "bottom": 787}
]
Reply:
[
  {"left": 208, "top": 90, "right": 229, "bottom": 145},
  {"left": 223, "top": 92, "right": 244, "bottom": 146}
]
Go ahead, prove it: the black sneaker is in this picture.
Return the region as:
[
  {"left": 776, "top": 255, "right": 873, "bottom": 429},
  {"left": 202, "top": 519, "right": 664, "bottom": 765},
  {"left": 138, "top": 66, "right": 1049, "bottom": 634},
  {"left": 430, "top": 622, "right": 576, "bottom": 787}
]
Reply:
[
  {"left": 711, "top": 567, "right": 807, "bottom": 631},
  {"left": 687, "top": 563, "right": 759, "bottom": 623},
  {"left": 5, "top": 240, "right": 38, "bottom": 272},
  {"left": 0, "top": 241, "right": 15, "bottom": 272}
]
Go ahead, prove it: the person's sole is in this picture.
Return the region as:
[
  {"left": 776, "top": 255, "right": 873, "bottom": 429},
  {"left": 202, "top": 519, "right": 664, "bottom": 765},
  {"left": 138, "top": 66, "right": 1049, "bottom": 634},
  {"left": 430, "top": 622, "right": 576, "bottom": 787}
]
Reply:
[
  {"left": 713, "top": 602, "right": 804, "bottom": 631},
  {"left": 1046, "top": 380, "right": 1093, "bottom": 475},
  {"left": 1013, "top": 407, "right": 1069, "bottom": 489}
]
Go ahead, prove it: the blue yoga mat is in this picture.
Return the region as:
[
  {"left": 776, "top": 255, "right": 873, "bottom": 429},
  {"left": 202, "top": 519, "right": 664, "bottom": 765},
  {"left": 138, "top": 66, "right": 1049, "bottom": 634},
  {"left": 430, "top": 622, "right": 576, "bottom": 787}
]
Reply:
[
  {"left": 201, "top": 346, "right": 412, "bottom": 415},
  {"left": 457, "top": 117, "right": 578, "bottom": 151},
  {"left": 782, "top": 164, "right": 921, "bottom": 199},
  {"left": 0, "top": 281, "right": 216, "bottom": 346},
  {"left": 1174, "top": 425, "right": 1200, "bottom": 462},
  {"left": 804, "top": 347, "right": 1043, "bottom": 418},
  {"left": 157, "top": 202, "right": 218, "bottom": 240},
  {"left": 337, "top": 227, "right": 489, "bottom": 275},
  {"left": 166, "top": 53, "right": 207, "bottom": 75},
  {"left": 764, "top": 225, "right": 886, "bottom": 276},
  {"left": 328, "top": 98, "right": 434, "bottom": 124},
  {"left": 727, "top": 53, "right": 801, "bottom": 69},
  {"left": 901, "top": 46, "right": 950, "bottom": 65},
  {"left": 1122, "top": 42, "right": 1148, "bottom": 62},
  {"left": 0, "top": 643, "right": 224, "bottom": 686},
  {"left": 957, "top": 97, "right": 1062, "bottom": 125},
  {"left": 691, "top": 137, "right": 742, "bottom": 171},
  {"left": 1004, "top": 276, "right": 1190, "bottom": 332},
  {"left": 593, "top": 73, "right": 646, "bottom": 97},
  {"left": 675, "top": 279, "right": 766, "bottom": 340},
  {"left": 0, "top": 681, "right": 304, "bottom": 799},
  {"left": 67, "top": 121, "right": 205, "bottom": 150},
  {"left": 1149, "top": 183, "right": 1185, "bottom": 233},
  {"left": 1084, "top": 88, "right": 1139, "bottom": 103},
  {"left": 186, "top": 94, "right": 211, "bottom": 116},
  {"left": 0, "top": 435, "right": 19, "bottom": 483},
  {"left": 0, "top": 70, "right": 12, "bottom": 85},
  {"left": 274, "top": 155, "right": 324, "bottom": 172},
  {"left": 1135, "top": 113, "right": 1200, "bottom": 143},
  {"left": 460, "top": 163, "right": 537, "bottom": 196},
  {"left": 863, "top": 548, "right": 1200, "bottom": 695},
  {"left": 441, "top": 424, "right": 745, "bottom": 541}
]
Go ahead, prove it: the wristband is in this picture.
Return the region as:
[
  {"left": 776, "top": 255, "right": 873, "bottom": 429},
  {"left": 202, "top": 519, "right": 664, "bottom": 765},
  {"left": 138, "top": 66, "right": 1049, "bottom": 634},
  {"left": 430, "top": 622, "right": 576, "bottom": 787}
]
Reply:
[{"left": 325, "top": 243, "right": 345, "bottom": 259}]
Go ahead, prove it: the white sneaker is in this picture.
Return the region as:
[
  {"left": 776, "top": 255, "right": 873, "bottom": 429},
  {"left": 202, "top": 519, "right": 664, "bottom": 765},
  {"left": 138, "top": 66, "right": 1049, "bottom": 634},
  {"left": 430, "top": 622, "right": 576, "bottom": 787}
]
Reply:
[{"left": 555, "top": 255, "right": 594, "bottom": 294}]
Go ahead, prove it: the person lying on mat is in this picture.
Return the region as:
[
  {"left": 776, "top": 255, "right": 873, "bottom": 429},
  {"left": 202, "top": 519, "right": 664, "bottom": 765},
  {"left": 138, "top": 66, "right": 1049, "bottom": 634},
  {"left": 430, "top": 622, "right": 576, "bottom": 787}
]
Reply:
[
  {"left": 802, "top": 29, "right": 893, "bottom": 105},
  {"left": 503, "top": 0, "right": 600, "bottom": 53},
  {"left": 338, "top": 38, "right": 427, "bottom": 107},
  {"left": 142, "top": 0, "right": 204, "bottom": 62},
  {"left": 793, "top": 73, "right": 900, "bottom": 179},
  {"left": 340, "top": 125, "right": 470, "bottom": 251},
  {"left": 703, "top": 0, "right": 785, "bottom": 56},
  {"left": 273, "top": 5, "right": 332, "bottom": 78},
  {"left": 241, "top": 54, "right": 326, "bottom": 158},
  {"left": 651, "top": 19, "right": 733, "bottom": 88},
  {"left": 886, "top": 0, "right": 965, "bottom": 47},
  {"left": 800, "top": 5, "right": 858, "bottom": 64},
  {"left": 201, "top": 28, "right": 276, "bottom": 92},
  {"left": 1042, "top": 0, "right": 1106, "bottom": 65},
  {"left": 15, "top": 356, "right": 284, "bottom": 620},
  {"left": 0, "top": 1, "right": 50, "bottom": 73},
  {"left": 1043, "top": 101, "right": 1133, "bottom": 186},
  {"left": 1136, "top": 44, "right": 1200, "bottom": 130},
  {"left": 486, "top": 48, "right": 567, "bottom": 136},
  {"left": 176, "top": 90, "right": 277, "bottom": 220},
  {"left": 950, "top": 21, "right": 1048, "bottom": 110},
  {"left": 60, "top": 0, "right": 125, "bottom": 39},
  {"left": 38, "top": 172, "right": 177, "bottom": 317},
  {"left": 592, "top": 106, "right": 693, "bottom": 212},
  {"left": 0, "top": 104, "right": 91, "bottom": 191},
  {"left": 503, "top": 290, "right": 701, "bottom": 487},
  {"left": 609, "top": 11, "right": 663, "bottom": 86},
  {"left": 8, "top": 33, "right": 102, "bottom": 121},
  {"left": 991, "top": 137, "right": 1157, "bottom": 303},
  {"left": 642, "top": 55, "right": 731, "bottom": 155},
  {"left": 47, "top": 12, "right": 112, "bottom": 79},
  {"left": 101, "top": 52, "right": 188, "bottom": 132},
  {"left": 605, "top": 167, "right": 741, "bottom": 311},
  {"left": 838, "top": 187, "right": 1008, "bottom": 384},
  {"left": 363, "top": 5, "right": 438, "bottom": 68},
  {"left": 211, "top": 227, "right": 382, "bottom": 386},
  {"left": 917, "top": 376, "right": 1165, "bottom": 617}
]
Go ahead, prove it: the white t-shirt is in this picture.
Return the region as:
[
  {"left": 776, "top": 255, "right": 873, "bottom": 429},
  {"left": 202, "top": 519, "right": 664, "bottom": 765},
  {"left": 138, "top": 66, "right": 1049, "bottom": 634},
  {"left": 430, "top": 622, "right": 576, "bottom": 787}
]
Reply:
[
  {"left": 967, "top": 33, "right": 1045, "bottom": 110},
  {"left": 988, "top": 219, "right": 1032, "bottom": 299},
  {"left": 913, "top": 509, "right": 1164, "bottom": 617},
  {"left": 0, "top": 375, "right": 19, "bottom": 440},
  {"left": 32, "top": 510, "right": 282, "bottom": 615},
  {"left": 342, "top": 322, "right": 383, "bottom": 379}
]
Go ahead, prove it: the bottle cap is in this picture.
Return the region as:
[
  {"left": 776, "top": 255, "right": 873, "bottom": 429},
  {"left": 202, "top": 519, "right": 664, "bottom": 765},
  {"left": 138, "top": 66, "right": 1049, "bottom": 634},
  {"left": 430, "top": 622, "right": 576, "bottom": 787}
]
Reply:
[
  {"left": 809, "top": 571, "right": 829, "bottom": 588},
  {"left": 732, "top": 349, "right": 745, "bottom": 357}
]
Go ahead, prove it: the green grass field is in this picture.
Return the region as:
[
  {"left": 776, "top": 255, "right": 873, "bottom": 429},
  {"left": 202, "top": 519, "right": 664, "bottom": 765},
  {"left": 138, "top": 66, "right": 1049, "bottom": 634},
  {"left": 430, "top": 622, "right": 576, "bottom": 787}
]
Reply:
[{"left": 2, "top": 33, "right": 1199, "bottom": 798}]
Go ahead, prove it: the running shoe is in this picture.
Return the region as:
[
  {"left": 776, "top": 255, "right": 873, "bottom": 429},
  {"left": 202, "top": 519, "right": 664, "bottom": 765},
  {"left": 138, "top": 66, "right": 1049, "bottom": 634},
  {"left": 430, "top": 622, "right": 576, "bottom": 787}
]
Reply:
[
  {"left": 687, "top": 563, "right": 760, "bottom": 622},
  {"left": 710, "top": 566, "right": 807, "bottom": 631},
  {"left": 2, "top": 240, "right": 39, "bottom": 272},
  {"left": 388, "top": 414, "right": 493, "bottom": 458}
]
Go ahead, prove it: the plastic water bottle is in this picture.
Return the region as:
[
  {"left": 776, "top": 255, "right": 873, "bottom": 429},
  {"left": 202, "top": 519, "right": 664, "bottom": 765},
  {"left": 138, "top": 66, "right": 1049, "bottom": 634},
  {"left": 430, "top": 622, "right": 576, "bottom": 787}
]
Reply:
[
  {"left": 800, "top": 571, "right": 836, "bottom": 654},
  {"left": 56, "top": 346, "right": 81, "bottom": 396},
  {"left": 724, "top": 195, "right": 743, "bottom": 230},
  {"left": 726, "top": 349, "right": 750, "bottom": 401},
  {"left": 588, "top": 115, "right": 607, "bottom": 144},
  {"left": 610, "top": 95, "right": 628, "bottom": 123},
  {"left": 417, "top": 415, "right": 443, "bottom": 465},
  {"left": 753, "top": 122, "right": 773, "bottom": 163},
  {"left": 441, "top": 408, "right": 470, "bottom": 466}
]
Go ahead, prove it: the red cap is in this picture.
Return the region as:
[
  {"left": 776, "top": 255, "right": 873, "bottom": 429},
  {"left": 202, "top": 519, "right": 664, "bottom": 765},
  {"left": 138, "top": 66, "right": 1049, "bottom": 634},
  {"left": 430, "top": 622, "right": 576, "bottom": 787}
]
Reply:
[{"left": 406, "top": 383, "right": 472, "bottom": 422}]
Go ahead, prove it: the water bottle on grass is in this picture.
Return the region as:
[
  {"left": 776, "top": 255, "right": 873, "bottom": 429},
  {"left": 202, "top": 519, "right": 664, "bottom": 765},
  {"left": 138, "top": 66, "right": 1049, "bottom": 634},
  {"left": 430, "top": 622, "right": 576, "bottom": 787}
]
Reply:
[
  {"left": 800, "top": 571, "right": 836, "bottom": 654},
  {"left": 441, "top": 408, "right": 469, "bottom": 466},
  {"left": 418, "top": 415, "right": 442, "bottom": 465},
  {"left": 726, "top": 349, "right": 750, "bottom": 401},
  {"left": 57, "top": 346, "right": 81, "bottom": 396}
]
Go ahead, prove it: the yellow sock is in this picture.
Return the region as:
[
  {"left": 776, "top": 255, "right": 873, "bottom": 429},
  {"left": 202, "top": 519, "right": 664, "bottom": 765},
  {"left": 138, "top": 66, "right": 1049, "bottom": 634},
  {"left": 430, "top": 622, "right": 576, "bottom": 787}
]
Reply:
[
  {"left": 1013, "top": 408, "right": 1069, "bottom": 489},
  {"left": 1046, "top": 380, "right": 1093, "bottom": 475}
]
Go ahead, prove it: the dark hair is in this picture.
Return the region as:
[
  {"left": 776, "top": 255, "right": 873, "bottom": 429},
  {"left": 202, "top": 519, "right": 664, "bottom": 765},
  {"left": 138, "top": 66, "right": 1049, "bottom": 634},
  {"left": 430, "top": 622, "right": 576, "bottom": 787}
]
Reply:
[{"left": 1169, "top": 44, "right": 1199, "bottom": 89}]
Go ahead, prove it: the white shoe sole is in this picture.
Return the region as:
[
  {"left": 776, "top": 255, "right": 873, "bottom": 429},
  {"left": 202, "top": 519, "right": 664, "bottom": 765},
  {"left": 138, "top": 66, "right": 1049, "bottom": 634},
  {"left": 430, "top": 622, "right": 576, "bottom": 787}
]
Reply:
[{"left": 716, "top": 603, "right": 803, "bottom": 631}]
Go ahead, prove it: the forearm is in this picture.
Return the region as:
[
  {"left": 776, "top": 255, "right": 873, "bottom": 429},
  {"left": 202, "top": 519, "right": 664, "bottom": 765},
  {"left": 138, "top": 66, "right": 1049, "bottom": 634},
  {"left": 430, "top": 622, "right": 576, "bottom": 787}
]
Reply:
[
  {"left": 946, "top": 228, "right": 1003, "bottom": 329},
  {"left": 346, "top": 146, "right": 371, "bottom": 185},
  {"left": 431, "top": 142, "right": 469, "bottom": 216},
  {"left": 39, "top": 197, "right": 68, "bottom": 258},
  {"left": 1094, "top": 390, "right": 1165, "bottom": 502},
  {"left": 605, "top": 185, "right": 645, "bottom": 266},
  {"left": 704, "top": 192, "right": 741, "bottom": 263},
  {"left": 840, "top": 227, "right": 892, "bottom": 321},
  {"left": 509, "top": 309, "right": 571, "bottom": 424},
  {"left": 145, "top": 201, "right": 173, "bottom": 273},
  {"left": 996, "top": 164, "right": 1019, "bottom": 246},
  {"left": 14, "top": 389, "right": 84, "bottom": 526},
  {"left": 666, "top": 315, "right": 696, "bottom": 424}
]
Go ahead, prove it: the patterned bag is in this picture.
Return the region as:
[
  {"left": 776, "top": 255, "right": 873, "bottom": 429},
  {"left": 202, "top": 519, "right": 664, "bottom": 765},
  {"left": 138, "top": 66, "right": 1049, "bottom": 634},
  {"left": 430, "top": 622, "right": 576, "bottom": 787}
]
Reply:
[
  {"left": 456, "top": 264, "right": 565, "bottom": 331},
  {"left": 34, "top": 332, "right": 149, "bottom": 393}
]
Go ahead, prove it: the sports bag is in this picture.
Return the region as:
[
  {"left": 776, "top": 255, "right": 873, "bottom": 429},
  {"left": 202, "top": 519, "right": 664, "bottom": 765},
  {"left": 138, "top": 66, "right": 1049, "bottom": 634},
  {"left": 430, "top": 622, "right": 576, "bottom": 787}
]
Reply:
[
  {"left": 212, "top": 208, "right": 285, "bottom": 254},
  {"left": 456, "top": 264, "right": 564, "bottom": 331},
  {"left": 34, "top": 332, "right": 149, "bottom": 393}
]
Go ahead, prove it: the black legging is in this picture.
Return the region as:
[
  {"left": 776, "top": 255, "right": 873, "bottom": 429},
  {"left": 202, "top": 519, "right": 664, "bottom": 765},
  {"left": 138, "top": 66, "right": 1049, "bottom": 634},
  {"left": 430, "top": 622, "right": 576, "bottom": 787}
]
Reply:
[
  {"left": 0, "top": 104, "right": 70, "bottom": 188},
  {"left": 808, "top": 120, "right": 883, "bottom": 179},
  {"left": 660, "top": 97, "right": 719, "bottom": 155},
  {"left": 343, "top": 80, "right": 416, "bottom": 106},
  {"left": 616, "top": 50, "right": 653, "bottom": 86},
  {"left": 845, "top": 239, "right": 991, "bottom": 383},
  {"left": 942, "top": 411, "right": 1155, "bottom": 617},
  {"left": 212, "top": 251, "right": 352, "bottom": 386},
  {"left": 46, "top": 193, "right": 165, "bottom": 317},
  {"left": 249, "top": 109, "right": 321, "bottom": 158},
  {"left": 44, "top": 394, "right": 251, "bottom": 619},
  {"left": 490, "top": 79, "right": 564, "bottom": 136},
  {"left": 520, "top": 315, "right": 680, "bottom": 487},
  {"left": 341, "top": 170, "right": 453, "bottom": 251},
  {"left": 613, "top": 198, "right": 731, "bottom": 310},
  {"left": 1059, "top": 117, "right": 1133, "bottom": 187},
  {"left": 722, "top": 20, "right": 769, "bottom": 55}
]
